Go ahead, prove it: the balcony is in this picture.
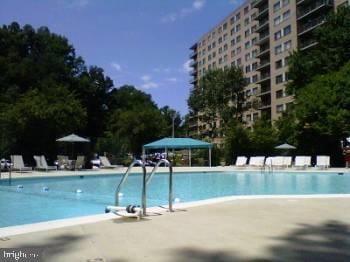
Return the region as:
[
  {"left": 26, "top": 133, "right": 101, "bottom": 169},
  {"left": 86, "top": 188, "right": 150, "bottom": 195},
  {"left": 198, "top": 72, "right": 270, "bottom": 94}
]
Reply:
[
  {"left": 257, "top": 61, "right": 271, "bottom": 70},
  {"left": 298, "top": 16, "right": 327, "bottom": 36},
  {"left": 252, "top": 0, "right": 268, "bottom": 9},
  {"left": 259, "top": 103, "right": 272, "bottom": 110},
  {"left": 256, "top": 73, "right": 271, "bottom": 84},
  {"left": 257, "top": 32, "right": 270, "bottom": 45},
  {"left": 297, "top": 0, "right": 333, "bottom": 20},
  {"left": 256, "top": 7, "right": 269, "bottom": 20},
  {"left": 189, "top": 50, "right": 197, "bottom": 59},
  {"left": 256, "top": 19, "right": 269, "bottom": 33},
  {"left": 299, "top": 39, "right": 319, "bottom": 50},
  {"left": 256, "top": 48, "right": 270, "bottom": 58}
]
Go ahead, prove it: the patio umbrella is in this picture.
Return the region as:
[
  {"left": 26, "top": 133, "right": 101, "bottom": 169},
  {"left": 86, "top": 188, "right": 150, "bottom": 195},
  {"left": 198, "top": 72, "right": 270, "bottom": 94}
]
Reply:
[
  {"left": 56, "top": 134, "right": 90, "bottom": 158},
  {"left": 275, "top": 143, "right": 296, "bottom": 150}
]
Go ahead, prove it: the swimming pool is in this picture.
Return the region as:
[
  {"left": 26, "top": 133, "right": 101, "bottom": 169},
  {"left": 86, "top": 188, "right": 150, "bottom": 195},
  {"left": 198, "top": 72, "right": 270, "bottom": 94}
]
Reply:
[{"left": 0, "top": 171, "right": 350, "bottom": 228}]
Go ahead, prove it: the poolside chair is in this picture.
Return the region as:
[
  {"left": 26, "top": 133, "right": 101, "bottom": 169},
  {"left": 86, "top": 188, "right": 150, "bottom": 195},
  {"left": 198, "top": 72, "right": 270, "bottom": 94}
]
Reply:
[
  {"left": 10, "top": 155, "right": 32, "bottom": 172},
  {"left": 283, "top": 156, "right": 292, "bottom": 168},
  {"left": 315, "top": 155, "right": 330, "bottom": 169},
  {"left": 33, "top": 155, "right": 57, "bottom": 171},
  {"left": 294, "top": 156, "right": 311, "bottom": 169},
  {"left": 74, "top": 155, "right": 85, "bottom": 170},
  {"left": 234, "top": 156, "right": 247, "bottom": 167},
  {"left": 57, "top": 155, "right": 69, "bottom": 170},
  {"left": 271, "top": 156, "right": 284, "bottom": 169},
  {"left": 249, "top": 156, "right": 265, "bottom": 167},
  {"left": 99, "top": 156, "right": 122, "bottom": 169}
]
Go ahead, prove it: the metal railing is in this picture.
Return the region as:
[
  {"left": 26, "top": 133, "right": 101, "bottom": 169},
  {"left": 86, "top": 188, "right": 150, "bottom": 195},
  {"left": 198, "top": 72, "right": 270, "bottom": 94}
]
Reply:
[
  {"left": 115, "top": 160, "right": 147, "bottom": 215},
  {"left": 146, "top": 159, "right": 174, "bottom": 212}
]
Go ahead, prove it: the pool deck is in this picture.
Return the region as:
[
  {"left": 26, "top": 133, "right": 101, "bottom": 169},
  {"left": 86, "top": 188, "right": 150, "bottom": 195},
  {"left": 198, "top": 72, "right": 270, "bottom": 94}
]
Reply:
[{"left": 1, "top": 197, "right": 350, "bottom": 261}]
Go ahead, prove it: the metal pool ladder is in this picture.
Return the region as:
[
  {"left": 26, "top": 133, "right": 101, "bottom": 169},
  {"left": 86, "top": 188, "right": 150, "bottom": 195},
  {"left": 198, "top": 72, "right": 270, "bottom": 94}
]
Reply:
[
  {"left": 115, "top": 159, "right": 147, "bottom": 215},
  {"left": 146, "top": 159, "right": 174, "bottom": 212}
]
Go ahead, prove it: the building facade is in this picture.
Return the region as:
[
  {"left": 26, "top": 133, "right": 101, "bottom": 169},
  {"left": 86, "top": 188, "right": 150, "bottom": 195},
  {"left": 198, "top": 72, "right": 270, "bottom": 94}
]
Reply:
[{"left": 188, "top": 0, "right": 349, "bottom": 141}]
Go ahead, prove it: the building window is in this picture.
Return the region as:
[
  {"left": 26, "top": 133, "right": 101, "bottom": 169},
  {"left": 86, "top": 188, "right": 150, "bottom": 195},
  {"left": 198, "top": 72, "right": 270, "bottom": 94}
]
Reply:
[
  {"left": 212, "top": 41, "right": 216, "bottom": 48},
  {"left": 219, "top": 37, "right": 223, "bottom": 44},
  {"left": 274, "top": 16, "right": 281, "bottom": 26},
  {"left": 252, "top": 74, "right": 258, "bottom": 83},
  {"left": 219, "top": 57, "right": 223, "bottom": 64},
  {"left": 223, "top": 34, "right": 228, "bottom": 41},
  {"left": 244, "top": 17, "right": 250, "bottom": 26},
  {"left": 236, "top": 35, "right": 241, "bottom": 43},
  {"left": 276, "top": 74, "right": 283, "bottom": 84},
  {"left": 253, "top": 113, "right": 259, "bottom": 121},
  {"left": 273, "top": 1, "right": 281, "bottom": 13},
  {"left": 231, "top": 39, "right": 235, "bottom": 46},
  {"left": 236, "top": 24, "right": 241, "bottom": 32},
  {"left": 276, "top": 104, "right": 284, "bottom": 113},
  {"left": 224, "top": 55, "right": 228, "bottom": 62},
  {"left": 230, "top": 16, "right": 235, "bottom": 25},
  {"left": 236, "top": 12, "right": 241, "bottom": 20},
  {"left": 276, "top": 89, "right": 283, "bottom": 98},
  {"left": 251, "top": 25, "right": 257, "bottom": 33},
  {"left": 275, "top": 59, "right": 283, "bottom": 69},
  {"left": 252, "top": 37, "right": 257, "bottom": 45},
  {"left": 223, "top": 23, "right": 227, "bottom": 30},
  {"left": 275, "top": 31, "right": 282, "bottom": 40},
  {"left": 245, "top": 53, "right": 251, "bottom": 61},
  {"left": 231, "top": 28, "right": 235, "bottom": 36},
  {"left": 245, "top": 65, "right": 251, "bottom": 73},
  {"left": 212, "top": 51, "right": 216, "bottom": 58},
  {"left": 237, "top": 58, "right": 242, "bottom": 65},
  {"left": 236, "top": 47, "right": 241, "bottom": 54},
  {"left": 283, "top": 25, "right": 291, "bottom": 36},
  {"left": 244, "top": 6, "right": 249, "bottom": 15},
  {"left": 275, "top": 44, "right": 282, "bottom": 55},
  {"left": 284, "top": 40, "right": 292, "bottom": 51},
  {"left": 252, "top": 62, "right": 258, "bottom": 70},
  {"left": 224, "top": 44, "right": 228, "bottom": 51},
  {"left": 219, "top": 47, "right": 223, "bottom": 54},
  {"left": 246, "top": 114, "right": 252, "bottom": 122},
  {"left": 283, "top": 10, "right": 290, "bottom": 20},
  {"left": 252, "top": 49, "right": 258, "bottom": 58},
  {"left": 245, "top": 41, "right": 251, "bottom": 49},
  {"left": 245, "top": 30, "right": 250, "bottom": 37},
  {"left": 282, "top": 0, "right": 289, "bottom": 6},
  {"left": 252, "top": 87, "right": 258, "bottom": 95},
  {"left": 231, "top": 50, "right": 235, "bottom": 57}
]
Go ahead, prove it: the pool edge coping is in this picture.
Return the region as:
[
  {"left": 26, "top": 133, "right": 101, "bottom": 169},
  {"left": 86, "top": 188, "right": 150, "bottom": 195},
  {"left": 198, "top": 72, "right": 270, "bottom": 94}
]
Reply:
[{"left": 1, "top": 194, "right": 350, "bottom": 238}]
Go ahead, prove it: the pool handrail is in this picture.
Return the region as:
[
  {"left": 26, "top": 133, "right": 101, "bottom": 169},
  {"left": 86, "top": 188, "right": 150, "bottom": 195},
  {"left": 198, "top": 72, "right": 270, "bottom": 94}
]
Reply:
[
  {"left": 115, "top": 159, "right": 147, "bottom": 215},
  {"left": 146, "top": 159, "right": 173, "bottom": 212}
]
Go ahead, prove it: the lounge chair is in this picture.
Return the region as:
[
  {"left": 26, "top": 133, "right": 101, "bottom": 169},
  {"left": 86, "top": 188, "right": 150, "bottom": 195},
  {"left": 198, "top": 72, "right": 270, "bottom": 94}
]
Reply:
[
  {"left": 234, "top": 156, "right": 247, "bottom": 167},
  {"left": 294, "top": 156, "right": 311, "bottom": 169},
  {"left": 10, "top": 155, "right": 32, "bottom": 172},
  {"left": 33, "top": 155, "right": 57, "bottom": 171},
  {"left": 99, "top": 156, "right": 122, "bottom": 169},
  {"left": 74, "top": 155, "right": 85, "bottom": 170},
  {"left": 315, "top": 155, "right": 330, "bottom": 169},
  {"left": 57, "top": 155, "right": 69, "bottom": 170},
  {"left": 283, "top": 156, "right": 292, "bottom": 168},
  {"left": 271, "top": 156, "right": 284, "bottom": 168},
  {"left": 249, "top": 156, "right": 265, "bottom": 167}
]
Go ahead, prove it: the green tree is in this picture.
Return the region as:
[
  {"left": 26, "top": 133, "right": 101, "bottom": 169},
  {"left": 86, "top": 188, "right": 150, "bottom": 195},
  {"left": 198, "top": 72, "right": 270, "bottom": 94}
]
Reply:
[
  {"left": 249, "top": 119, "right": 278, "bottom": 156},
  {"left": 287, "top": 6, "right": 350, "bottom": 94}
]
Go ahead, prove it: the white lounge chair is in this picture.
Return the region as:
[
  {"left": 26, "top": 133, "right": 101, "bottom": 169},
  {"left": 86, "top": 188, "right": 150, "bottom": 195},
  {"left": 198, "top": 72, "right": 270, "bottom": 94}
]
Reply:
[
  {"left": 234, "top": 156, "right": 247, "bottom": 167},
  {"left": 10, "top": 155, "right": 32, "bottom": 172},
  {"left": 34, "top": 155, "right": 57, "bottom": 171},
  {"left": 99, "top": 156, "right": 122, "bottom": 169},
  {"left": 271, "top": 156, "right": 284, "bottom": 168},
  {"left": 283, "top": 156, "right": 292, "bottom": 168},
  {"left": 294, "top": 156, "right": 311, "bottom": 169},
  {"left": 249, "top": 156, "right": 265, "bottom": 167},
  {"left": 315, "top": 155, "right": 330, "bottom": 169}
]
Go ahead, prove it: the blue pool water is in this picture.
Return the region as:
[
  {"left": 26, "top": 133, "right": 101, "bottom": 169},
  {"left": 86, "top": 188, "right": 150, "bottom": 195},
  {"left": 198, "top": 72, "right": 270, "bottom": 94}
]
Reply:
[{"left": 0, "top": 171, "right": 350, "bottom": 228}]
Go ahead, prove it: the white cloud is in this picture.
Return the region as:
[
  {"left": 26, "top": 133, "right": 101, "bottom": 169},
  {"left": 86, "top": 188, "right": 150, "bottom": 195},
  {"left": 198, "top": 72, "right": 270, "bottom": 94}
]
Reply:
[
  {"left": 193, "top": 0, "right": 205, "bottom": 10},
  {"left": 161, "top": 0, "right": 206, "bottom": 23},
  {"left": 183, "top": 60, "right": 192, "bottom": 73},
  {"left": 141, "top": 75, "right": 151, "bottom": 82},
  {"left": 166, "top": 77, "right": 178, "bottom": 82},
  {"left": 111, "top": 62, "right": 122, "bottom": 72},
  {"left": 140, "top": 74, "right": 159, "bottom": 89},
  {"left": 141, "top": 82, "right": 159, "bottom": 89}
]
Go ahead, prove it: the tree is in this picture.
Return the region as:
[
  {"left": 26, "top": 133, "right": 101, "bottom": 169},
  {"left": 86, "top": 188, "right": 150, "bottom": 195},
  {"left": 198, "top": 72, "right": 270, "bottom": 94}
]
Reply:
[
  {"left": 187, "top": 66, "right": 246, "bottom": 139},
  {"left": 159, "top": 106, "right": 182, "bottom": 137},
  {"left": 249, "top": 119, "right": 278, "bottom": 156},
  {"left": 287, "top": 6, "right": 350, "bottom": 94}
]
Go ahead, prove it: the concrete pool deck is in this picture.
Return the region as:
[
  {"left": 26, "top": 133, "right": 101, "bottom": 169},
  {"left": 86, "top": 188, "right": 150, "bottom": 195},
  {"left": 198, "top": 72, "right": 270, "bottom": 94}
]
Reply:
[{"left": 1, "top": 197, "right": 350, "bottom": 261}]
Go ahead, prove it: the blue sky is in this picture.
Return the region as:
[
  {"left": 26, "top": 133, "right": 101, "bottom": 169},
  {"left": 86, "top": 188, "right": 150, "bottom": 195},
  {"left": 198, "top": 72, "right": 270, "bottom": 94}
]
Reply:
[{"left": 0, "top": 0, "right": 244, "bottom": 115}]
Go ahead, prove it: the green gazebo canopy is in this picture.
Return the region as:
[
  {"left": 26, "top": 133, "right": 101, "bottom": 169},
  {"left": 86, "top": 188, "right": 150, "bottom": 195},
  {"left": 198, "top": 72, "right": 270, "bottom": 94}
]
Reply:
[
  {"left": 143, "top": 138, "right": 212, "bottom": 150},
  {"left": 143, "top": 138, "right": 213, "bottom": 167}
]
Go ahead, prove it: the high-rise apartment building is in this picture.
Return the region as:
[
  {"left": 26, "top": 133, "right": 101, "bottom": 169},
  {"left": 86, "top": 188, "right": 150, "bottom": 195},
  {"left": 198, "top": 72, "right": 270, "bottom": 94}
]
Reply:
[{"left": 188, "top": 0, "right": 349, "bottom": 141}]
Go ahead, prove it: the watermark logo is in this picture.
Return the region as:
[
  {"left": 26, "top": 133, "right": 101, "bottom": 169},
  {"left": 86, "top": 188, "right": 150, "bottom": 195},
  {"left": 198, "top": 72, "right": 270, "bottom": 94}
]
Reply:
[{"left": 0, "top": 248, "right": 42, "bottom": 262}]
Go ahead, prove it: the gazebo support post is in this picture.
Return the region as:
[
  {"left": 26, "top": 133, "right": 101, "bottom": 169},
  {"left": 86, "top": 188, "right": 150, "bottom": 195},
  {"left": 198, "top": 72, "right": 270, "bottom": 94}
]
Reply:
[
  {"left": 142, "top": 147, "right": 146, "bottom": 163},
  {"left": 209, "top": 148, "right": 212, "bottom": 167},
  {"left": 189, "top": 148, "right": 192, "bottom": 167}
]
